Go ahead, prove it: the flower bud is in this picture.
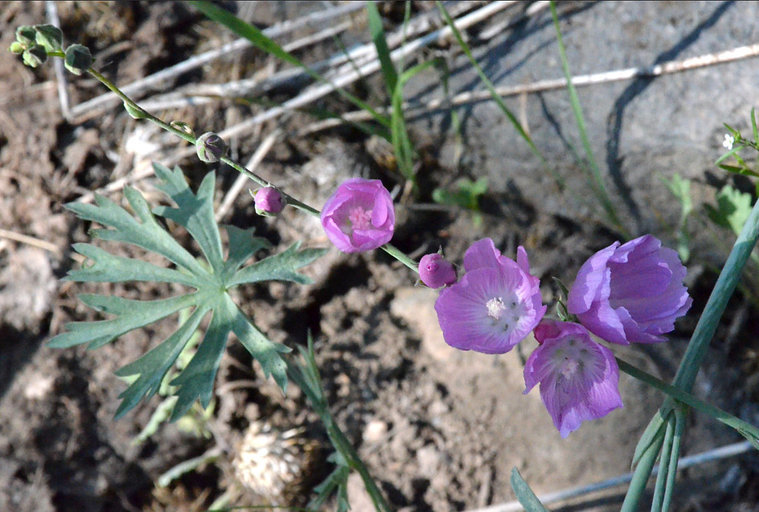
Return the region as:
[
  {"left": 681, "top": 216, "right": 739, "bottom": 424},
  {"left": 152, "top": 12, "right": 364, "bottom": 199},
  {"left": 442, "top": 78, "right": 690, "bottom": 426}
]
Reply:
[
  {"left": 9, "top": 41, "right": 25, "bottom": 55},
  {"left": 34, "top": 24, "right": 63, "bottom": 52},
  {"left": 254, "top": 187, "right": 285, "bottom": 216},
  {"left": 64, "top": 44, "right": 92, "bottom": 75},
  {"left": 195, "top": 132, "right": 227, "bottom": 163},
  {"left": 419, "top": 253, "right": 457, "bottom": 289},
  {"left": 22, "top": 45, "right": 47, "bottom": 68},
  {"left": 16, "top": 26, "right": 37, "bottom": 46}
]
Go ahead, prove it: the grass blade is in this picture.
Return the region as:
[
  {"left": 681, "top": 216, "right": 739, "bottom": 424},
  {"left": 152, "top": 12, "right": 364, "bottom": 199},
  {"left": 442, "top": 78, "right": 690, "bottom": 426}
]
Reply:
[
  {"left": 191, "top": 1, "right": 389, "bottom": 127},
  {"left": 549, "top": 2, "right": 625, "bottom": 235},
  {"left": 367, "top": 2, "right": 397, "bottom": 94},
  {"left": 435, "top": 1, "right": 561, "bottom": 187}
]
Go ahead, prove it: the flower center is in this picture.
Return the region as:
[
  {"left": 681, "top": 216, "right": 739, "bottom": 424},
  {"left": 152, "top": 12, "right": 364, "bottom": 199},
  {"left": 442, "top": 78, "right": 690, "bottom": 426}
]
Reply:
[
  {"left": 486, "top": 297, "right": 507, "bottom": 320},
  {"left": 348, "top": 206, "right": 372, "bottom": 230}
]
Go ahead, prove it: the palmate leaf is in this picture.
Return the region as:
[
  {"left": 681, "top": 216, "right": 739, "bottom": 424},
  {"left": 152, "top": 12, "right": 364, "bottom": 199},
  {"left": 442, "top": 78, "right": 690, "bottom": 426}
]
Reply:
[{"left": 50, "top": 162, "right": 326, "bottom": 419}]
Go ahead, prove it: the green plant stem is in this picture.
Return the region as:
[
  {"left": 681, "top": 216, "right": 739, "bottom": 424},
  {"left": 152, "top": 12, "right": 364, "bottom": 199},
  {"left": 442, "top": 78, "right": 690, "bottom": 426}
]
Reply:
[
  {"left": 672, "top": 194, "right": 759, "bottom": 392},
  {"left": 623, "top": 193, "right": 759, "bottom": 510},
  {"left": 52, "top": 56, "right": 421, "bottom": 274},
  {"left": 381, "top": 243, "right": 418, "bottom": 272},
  {"left": 617, "top": 358, "right": 759, "bottom": 444},
  {"left": 661, "top": 407, "right": 684, "bottom": 512},
  {"left": 650, "top": 417, "right": 674, "bottom": 512},
  {"left": 87, "top": 68, "right": 196, "bottom": 145},
  {"left": 287, "top": 354, "right": 391, "bottom": 512},
  {"left": 622, "top": 424, "right": 664, "bottom": 512}
]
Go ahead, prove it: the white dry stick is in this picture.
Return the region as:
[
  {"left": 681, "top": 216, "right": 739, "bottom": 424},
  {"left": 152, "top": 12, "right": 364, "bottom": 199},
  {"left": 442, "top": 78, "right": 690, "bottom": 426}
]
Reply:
[
  {"left": 300, "top": 42, "right": 759, "bottom": 134},
  {"left": 478, "top": 1, "right": 550, "bottom": 40},
  {"left": 216, "top": 129, "right": 281, "bottom": 221},
  {"left": 203, "top": 2, "right": 517, "bottom": 146},
  {"left": 466, "top": 440, "right": 754, "bottom": 512},
  {"left": 138, "top": 1, "right": 486, "bottom": 113},
  {"left": 139, "top": 20, "right": 355, "bottom": 112},
  {"left": 76, "top": 2, "right": 514, "bottom": 203},
  {"left": 0, "top": 228, "right": 62, "bottom": 256},
  {"left": 68, "top": 2, "right": 366, "bottom": 120},
  {"left": 45, "top": 0, "right": 71, "bottom": 120}
]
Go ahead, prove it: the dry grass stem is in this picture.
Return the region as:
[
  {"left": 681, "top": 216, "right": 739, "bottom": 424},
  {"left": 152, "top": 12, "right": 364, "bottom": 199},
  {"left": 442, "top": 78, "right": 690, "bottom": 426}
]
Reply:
[
  {"left": 300, "top": 43, "right": 759, "bottom": 135},
  {"left": 68, "top": 2, "right": 366, "bottom": 121}
]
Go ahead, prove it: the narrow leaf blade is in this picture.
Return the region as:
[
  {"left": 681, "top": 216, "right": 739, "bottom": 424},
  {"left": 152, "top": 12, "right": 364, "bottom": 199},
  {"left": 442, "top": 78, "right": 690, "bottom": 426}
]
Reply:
[
  {"left": 229, "top": 243, "right": 326, "bottom": 287},
  {"left": 114, "top": 306, "right": 207, "bottom": 419},
  {"left": 169, "top": 301, "right": 232, "bottom": 421},
  {"left": 48, "top": 293, "right": 197, "bottom": 349},
  {"left": 152, "top": 164, "right": 225, "bottom": 272},
  {"left": 229, "top": 297, "right": 290, "bottom": 393},
  {"left": 67, "top": 243, "right": 201, "bottom": 287},
  {"left": 510, "top": 468, "right": 549, "bottom": 512}
]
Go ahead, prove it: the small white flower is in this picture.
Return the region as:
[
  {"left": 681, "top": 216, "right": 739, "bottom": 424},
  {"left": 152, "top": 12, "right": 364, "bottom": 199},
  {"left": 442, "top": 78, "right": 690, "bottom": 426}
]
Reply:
[{"left": 723, "top": 133, "right": 735, "bottom": 150}]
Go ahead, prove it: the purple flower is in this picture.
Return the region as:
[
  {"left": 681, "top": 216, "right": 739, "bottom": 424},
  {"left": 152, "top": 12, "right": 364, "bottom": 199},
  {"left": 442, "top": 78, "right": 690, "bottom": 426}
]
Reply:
[
  {"left": 567, "top": 235, "right": 692, "bottom": 345},
  {"left": 320, "top": 178, "right": 395, "bottom": 253},
  {"left": 419, "top": 253, "right": 457, "bottom": 289},
  {"left": 254, "top": 186, "right": 285, "bottom": 216},
  {"left": 524, "top": 320, "right": 623, "bottom": 438},
  {"left": 434, "top": 238, "right": 546, "bottom": 354}
]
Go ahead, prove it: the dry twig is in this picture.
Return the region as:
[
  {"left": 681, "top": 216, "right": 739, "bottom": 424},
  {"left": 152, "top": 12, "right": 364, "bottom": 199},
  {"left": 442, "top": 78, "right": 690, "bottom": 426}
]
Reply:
[{"left": 68, "top": 2, "right": 366, "bottom": 120}]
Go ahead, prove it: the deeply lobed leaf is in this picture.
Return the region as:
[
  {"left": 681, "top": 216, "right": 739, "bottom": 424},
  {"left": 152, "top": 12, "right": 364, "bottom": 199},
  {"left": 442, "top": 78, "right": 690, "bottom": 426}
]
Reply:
[{"left": 51, "top": 163, "right": 324, "bottom": 419}]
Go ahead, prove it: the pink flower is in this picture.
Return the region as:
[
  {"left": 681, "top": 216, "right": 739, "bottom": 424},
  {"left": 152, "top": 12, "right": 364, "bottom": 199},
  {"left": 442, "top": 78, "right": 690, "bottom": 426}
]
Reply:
[
  {"left": 419, "top": 253, "right": 457, "bottom": 288},
  {"left": 254, "top": 187, "right": 285, "bottom": 216},
  {"left": 567, "top": 235, "right": 692, "bottom": 344},
  {"left": 320, "top": 178, "right": 395, "bottom": 253},
  {"left": 524, "top": 320, "right": 623, "bottom": 438},
  {"left": 434, "top": 238, "right": 546, "bottom": 354}
]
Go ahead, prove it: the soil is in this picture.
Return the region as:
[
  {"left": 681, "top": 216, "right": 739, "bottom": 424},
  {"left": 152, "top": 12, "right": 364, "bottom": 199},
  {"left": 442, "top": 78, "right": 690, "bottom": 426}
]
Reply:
[{"left": 1, "top": 2, "right": 759, "bottom": 512}]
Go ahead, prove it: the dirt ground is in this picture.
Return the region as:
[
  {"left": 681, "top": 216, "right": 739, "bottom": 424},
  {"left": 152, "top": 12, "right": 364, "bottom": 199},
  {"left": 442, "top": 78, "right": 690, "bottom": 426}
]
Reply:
[{"left": 1, "top": 2, "right": 759, "bottom": 511}]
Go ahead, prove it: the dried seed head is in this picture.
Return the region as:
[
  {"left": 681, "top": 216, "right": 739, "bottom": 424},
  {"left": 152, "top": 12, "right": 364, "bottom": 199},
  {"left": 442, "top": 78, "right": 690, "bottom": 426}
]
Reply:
[{"left": 232, "top": 421, "right": 319, "bottom": 505}]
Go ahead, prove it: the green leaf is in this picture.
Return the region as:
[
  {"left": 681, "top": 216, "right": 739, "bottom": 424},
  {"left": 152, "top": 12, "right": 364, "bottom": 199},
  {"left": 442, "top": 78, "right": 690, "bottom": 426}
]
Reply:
[
  {"left": 113, "top": 306, "right": 208, "bottom": 419},
  {"left": 660, "top": 173, "right": 692, "bottom": 217},
  {"left": 152, "top": 164, "right": 224, "bottom": 272},
  {"left": 230, "top": 296, "right": 290, "bottom": 393},
  {"left": 752, "top": 108, "right": 758, "bottom": 142},
  {"left": 510, "top": 468, "right": 549, "bottom": 512},
  {"left": 432, "top": 177, "right": 488, "bottom": 211},
  {"left": 53, "top": 164, "right": 324, "bottom": 418},
  {"left": 705, "top": 185, "right": 754, "bottom": 235},
  {"left": 308, "top": 460, "right": 350, "bottom": 510},
  {"left": 49, "top": 293, "right": 197, "bottom": 349},
  {"left": 67, "top": 243, "right": 200, "bottom": 287},
  {"left": 367, "top": 2, "right": 397, "bottom": 94},
  {"left": 228, "top": 242, "right": 326, "bottom": 287},
  {"left": 222, "top": 224, "right": 271, "bottom": 276},
  {"left": 169, "top": 297, "right": 234, "bottom": 420},
  {"left": 66, "top": 188, "right": 208, "bottom": 277},
  {"left": 34, "top": 24, "right": 63, "bottom": 52}
]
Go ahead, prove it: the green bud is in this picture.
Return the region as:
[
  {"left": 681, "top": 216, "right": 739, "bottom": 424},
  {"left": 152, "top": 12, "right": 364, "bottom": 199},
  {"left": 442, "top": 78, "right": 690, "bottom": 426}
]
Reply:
[
  {"left": 34, "top": 24, "right": 63, "bottom": 52},
  {"left": 64, "top": 44, "right": 92, "bottom": 75},
  {"left": 196, "top": 132, "right": 227, "bottom": 163},
  {"left": 9, "top": 41, "right": 25, "bottom": 55},
  {"left": 22, "top": 45, "right": 48, "bottom": 68},
  {"left": 123, "top": 101, "right": 147, "bottom": 120},
  {"left": 16, "top": 26, "right": 37, "bottom": 46}
]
